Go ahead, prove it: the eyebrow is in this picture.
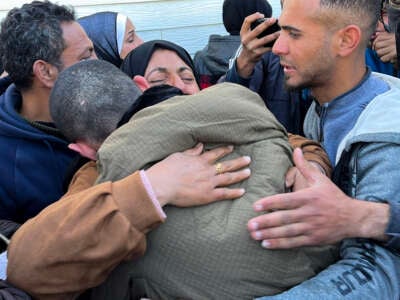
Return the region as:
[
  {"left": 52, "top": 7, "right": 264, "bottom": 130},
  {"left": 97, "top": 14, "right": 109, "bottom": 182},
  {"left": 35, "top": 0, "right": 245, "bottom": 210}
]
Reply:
[
  {"left": 177, "top": 66, "right": 194, "bottom": 74},
  {"left": 147, "top": 66, "right": 193, "bottom": 78},
  {"left": 147, "top": 67, "right": 168, "bottom": 78},
  {"left": 127, "top": 29, "right": 135, "bottom": 36},
  {"left": 280, "top": 25, "right": 302, "bottom": 33}
]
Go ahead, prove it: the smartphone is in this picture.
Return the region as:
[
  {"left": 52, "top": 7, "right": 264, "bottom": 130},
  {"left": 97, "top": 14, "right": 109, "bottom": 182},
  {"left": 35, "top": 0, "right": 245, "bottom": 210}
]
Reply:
[{"left": 250, "top": 18, "right": 280, "bottom": 48}]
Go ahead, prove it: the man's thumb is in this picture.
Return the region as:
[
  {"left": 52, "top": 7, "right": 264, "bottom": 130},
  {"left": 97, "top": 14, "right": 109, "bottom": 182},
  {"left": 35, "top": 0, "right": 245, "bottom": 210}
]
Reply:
[{"left": 293, "top": 147, "right": 318, "bottom": 183}]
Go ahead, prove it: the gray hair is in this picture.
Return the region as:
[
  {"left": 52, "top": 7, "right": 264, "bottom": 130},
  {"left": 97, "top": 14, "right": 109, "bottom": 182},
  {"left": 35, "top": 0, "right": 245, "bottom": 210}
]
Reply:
[{"left": 50, "top": 59, "right": 142, "bottom": 148}]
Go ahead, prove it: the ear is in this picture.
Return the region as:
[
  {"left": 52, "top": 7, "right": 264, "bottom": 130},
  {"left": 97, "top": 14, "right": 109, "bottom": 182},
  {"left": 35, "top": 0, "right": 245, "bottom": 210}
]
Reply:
[
  {"left": 335, "top": 25, "right": 362, "bottom": 57},
  {"left": 133, "top": 75, "right": 150, "bottom": 92},
  {"left": 32, "top": 60, "right": 59, "bottom": 88},
  {"left": 68, "top": 142, "right": 97, "bottom": 160}
]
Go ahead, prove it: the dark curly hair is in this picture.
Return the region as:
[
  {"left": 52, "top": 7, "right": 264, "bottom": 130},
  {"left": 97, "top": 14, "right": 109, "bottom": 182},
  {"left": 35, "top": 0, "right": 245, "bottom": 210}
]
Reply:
[{"left": 0, "top": 1, "right": 75, "bottom": 91}]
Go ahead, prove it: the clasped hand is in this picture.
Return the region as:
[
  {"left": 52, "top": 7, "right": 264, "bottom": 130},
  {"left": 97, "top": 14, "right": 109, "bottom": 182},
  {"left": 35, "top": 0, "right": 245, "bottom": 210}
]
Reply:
[{"left": 146, "top": 143, "right": 251, "bottom": 207}]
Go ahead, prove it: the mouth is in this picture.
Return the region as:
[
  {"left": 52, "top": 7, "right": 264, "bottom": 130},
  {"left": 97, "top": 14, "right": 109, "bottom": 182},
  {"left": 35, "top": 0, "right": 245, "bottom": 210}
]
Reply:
[{"left": 280, "top": 62, "right": 295, "bottom": 73}]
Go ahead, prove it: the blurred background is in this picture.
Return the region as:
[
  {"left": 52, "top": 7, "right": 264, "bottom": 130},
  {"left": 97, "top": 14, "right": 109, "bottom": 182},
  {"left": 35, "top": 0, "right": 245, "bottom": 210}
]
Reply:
[{"left": 0, "top": 0, "right": 281, "bottom": 57}]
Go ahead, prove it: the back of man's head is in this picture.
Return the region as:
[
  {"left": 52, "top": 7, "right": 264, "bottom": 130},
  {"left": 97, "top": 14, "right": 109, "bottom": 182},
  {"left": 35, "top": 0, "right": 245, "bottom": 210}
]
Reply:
[
  {"left": 0, "top": 0, "right": 75, "bottom": 91},
  {"left": 50, "top": 59, "right": 142, "bottom": 148}
]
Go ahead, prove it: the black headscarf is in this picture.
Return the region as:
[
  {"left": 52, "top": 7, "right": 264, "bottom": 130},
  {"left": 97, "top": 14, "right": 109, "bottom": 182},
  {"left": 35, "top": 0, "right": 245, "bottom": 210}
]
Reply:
[
  {"left": 78, "top": 12, "right": 123, "bottom": 67},
  {"left": 223, "top": 0, "right": 273, "bottom": 35},
  {"left": 120, "top": 40, "right": 198, "bottom": 84},
  {"left": 117, "top": 84, "right": 184, "bottom": 127}
]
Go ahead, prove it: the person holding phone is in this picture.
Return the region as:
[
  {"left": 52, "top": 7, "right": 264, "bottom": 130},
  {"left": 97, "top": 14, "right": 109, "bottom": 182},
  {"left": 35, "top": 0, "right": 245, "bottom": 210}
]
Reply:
[
  {"left": 223, "top": 11, "right": 310, "bottom": 136},
  {"left": 193, "top": 0, "right": 273, "bottom": 89}
]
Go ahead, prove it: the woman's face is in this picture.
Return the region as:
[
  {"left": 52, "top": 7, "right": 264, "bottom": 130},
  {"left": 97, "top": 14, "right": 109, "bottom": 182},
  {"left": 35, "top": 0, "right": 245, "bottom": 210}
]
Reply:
[
  {"left": 144, "top": 49, "right": 200, "bottom": 95},
  {"left": 120, "top": 18, "right": 143, "bottom": 59}
]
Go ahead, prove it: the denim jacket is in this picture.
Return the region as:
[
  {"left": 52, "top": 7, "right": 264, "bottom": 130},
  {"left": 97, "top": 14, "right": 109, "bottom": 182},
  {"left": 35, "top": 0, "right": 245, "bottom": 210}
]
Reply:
[{"left": 257, "top": 72, "right": 400, "bottom": 299}]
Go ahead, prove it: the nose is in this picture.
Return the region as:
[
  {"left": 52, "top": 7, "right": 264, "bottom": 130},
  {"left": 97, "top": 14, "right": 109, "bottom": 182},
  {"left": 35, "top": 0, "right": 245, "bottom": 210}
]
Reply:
[
  {"left": 272, "top": 33, "right": 287, "bottom": 56},
  {"left": 169, "top": 74, "right": 186, "bottom": 91}
]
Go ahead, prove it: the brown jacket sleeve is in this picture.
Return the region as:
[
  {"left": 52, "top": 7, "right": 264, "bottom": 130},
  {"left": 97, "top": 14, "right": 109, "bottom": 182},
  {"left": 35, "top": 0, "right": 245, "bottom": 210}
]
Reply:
[
  {"left": 288, "top": 134, "right": 332, "bottom": 177},
  {"left": 6, "top": 161, "right": 164, "bottom": 300}
]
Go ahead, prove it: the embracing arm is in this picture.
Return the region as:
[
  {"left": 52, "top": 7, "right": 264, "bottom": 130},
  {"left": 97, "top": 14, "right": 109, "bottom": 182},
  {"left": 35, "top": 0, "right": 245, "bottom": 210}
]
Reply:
[
  {"left": 7, "top": 161, "right": 161, "bottom": 300},
  {"left": 7, "top": 144, "right": 250, "bottom": 300},
  {"left": 287, "top": 134, "right": 332, "bottom": 177},
  {"left": 254, "top": 143, "right": 400, "bottom": 299}
]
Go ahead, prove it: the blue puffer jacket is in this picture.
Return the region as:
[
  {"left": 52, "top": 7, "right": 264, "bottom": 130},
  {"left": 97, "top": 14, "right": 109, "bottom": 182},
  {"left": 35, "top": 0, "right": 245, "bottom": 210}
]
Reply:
[
  {"left": 0, "top": 85, "right": 77, "bottom": 223},
  {"left": 224, "top": 51, "right": 312, "bottom": 135}
]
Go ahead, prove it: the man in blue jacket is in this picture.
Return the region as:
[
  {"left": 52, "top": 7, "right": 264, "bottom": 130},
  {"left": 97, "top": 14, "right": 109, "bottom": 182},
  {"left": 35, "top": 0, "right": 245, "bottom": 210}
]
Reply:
[
  {"left": 245, "top": 0, "right": 400, "bottom": 299},
  {"left": 0, "top": 1, "right": 96, "bottom": 223}
]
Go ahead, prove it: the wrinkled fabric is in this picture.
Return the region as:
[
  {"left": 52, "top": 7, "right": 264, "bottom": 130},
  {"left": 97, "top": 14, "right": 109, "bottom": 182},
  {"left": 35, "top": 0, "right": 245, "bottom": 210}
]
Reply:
[
  {"left": 93, "top": 83, "right": 338, "bottom": 300},
  {"left": 78, "top": 12, "right": 123, "bottom": 67},
  {"left": 6, "top": 134, "right": 331, "bottom": 300}
]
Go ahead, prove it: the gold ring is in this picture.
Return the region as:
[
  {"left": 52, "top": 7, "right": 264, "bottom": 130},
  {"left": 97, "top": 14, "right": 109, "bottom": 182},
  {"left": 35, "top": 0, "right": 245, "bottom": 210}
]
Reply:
[{"left": 215, "top": 163, "right": 223, "bottom": 175}]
